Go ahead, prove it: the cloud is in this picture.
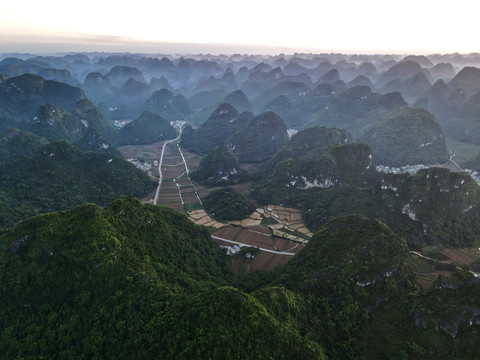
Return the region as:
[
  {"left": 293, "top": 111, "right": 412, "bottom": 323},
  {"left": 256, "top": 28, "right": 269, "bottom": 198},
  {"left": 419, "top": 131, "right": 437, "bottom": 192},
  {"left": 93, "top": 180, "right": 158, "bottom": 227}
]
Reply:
[{"left": 0, "top": 32, "right": 294, "bottom": 55}]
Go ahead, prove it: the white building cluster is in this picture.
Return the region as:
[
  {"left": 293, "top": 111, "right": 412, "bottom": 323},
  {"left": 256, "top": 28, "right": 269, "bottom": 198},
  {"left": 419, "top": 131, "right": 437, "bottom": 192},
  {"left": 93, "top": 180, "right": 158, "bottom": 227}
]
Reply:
[
  {"left": 464, "top": 169, "right": 480, "bottom": 185},
  {"left": 287, "top": 129, "right": 298, "bottom": 139},
  {"left": 128, "top": 158, "right": 152, "bottom": 171},
  {"left": 219, "top": 244, "right": 255, "bottom": 259},
  {"left": 220, "top": 244, "right": 241, "bottom": 256},
  {"left": 377, "top": 164, "right": 480, "bottom": 186},
  {"left": 376, "top": 164, "right": 428, "bottom": 175}
]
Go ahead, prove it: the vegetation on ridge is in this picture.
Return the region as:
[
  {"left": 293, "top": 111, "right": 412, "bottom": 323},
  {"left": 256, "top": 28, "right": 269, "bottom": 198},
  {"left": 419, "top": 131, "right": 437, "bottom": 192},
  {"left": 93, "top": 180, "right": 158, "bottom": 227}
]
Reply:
[
  {"left": 0, "top": 198, "right": 479, "bottom": 359},
  {"left": 0, "top": 141, "right": 154, "bottom": 228},
  {"left": 203, "top": 187, "right": 255, "bottom": 221}
]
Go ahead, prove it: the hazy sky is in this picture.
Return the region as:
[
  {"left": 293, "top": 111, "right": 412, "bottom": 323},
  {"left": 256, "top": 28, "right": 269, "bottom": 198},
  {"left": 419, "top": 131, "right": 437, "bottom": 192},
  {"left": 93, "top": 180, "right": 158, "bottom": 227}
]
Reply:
[{"left": 0, "top": 0, "right": 478, "bottom": 54}]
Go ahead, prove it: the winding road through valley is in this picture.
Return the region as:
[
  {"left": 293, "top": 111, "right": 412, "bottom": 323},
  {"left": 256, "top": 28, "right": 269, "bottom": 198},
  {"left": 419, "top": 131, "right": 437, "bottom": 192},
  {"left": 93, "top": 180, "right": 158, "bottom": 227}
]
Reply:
[
  {"left": 153, "top": 128, "right": 182, "bottom": 205},
  {"left": 211, "top": 235, "right": 296, "bottom": 256}
]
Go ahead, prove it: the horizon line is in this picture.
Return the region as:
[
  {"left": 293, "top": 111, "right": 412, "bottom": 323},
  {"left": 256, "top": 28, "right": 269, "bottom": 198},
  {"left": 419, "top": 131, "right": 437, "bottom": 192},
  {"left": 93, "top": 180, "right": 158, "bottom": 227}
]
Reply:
[{"left": 1, "top": 32, "right": 479, "bottom": 57}]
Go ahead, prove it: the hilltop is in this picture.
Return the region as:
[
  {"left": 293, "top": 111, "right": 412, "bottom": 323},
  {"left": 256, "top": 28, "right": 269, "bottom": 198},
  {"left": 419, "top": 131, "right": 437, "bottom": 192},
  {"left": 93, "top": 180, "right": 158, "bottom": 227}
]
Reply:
[
  {"left": 181, "top": 103, "right": 251, "bottom": 154},
  {"left": 289, "top": 126, "right": 354, "bottom": 156},
  {"left": 116, "top": 111, "right": 177, "bottom": 145},
  {"left": 143, "top": 88, "right": 193, "bottom": 121},
  {"left": 227, "top": 111, "right": 289, "bottom": 162},
  {"left": 203, "top": 187, "right": 255, "bottom": 221},
  {"left": 0, "top": 128, "right": 48, "bottom": 163},
  {"left": 359, "top": 107, "right": 448, "bottom": 166},
  {"left": 29, "top": 99, "right": 117, "bottom": 146},
  {"left": 190, "top": 146, "right": 248, "bottom": 186},
  {"left": 0, "top": 74, "right": 86, "bottom": 132}
]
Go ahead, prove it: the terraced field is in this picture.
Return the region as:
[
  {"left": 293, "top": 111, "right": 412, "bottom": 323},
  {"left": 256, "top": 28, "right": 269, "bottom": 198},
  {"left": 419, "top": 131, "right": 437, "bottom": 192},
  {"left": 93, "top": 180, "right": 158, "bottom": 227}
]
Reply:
[
  {"left": 119, "top": 138, "right": 313, "bottom": 273},
  {"left": 212, "top": 225, "right": 305, "bottom": 274},
  {"left": 410, "top": 248, "right": 480, "bottom": 288}
]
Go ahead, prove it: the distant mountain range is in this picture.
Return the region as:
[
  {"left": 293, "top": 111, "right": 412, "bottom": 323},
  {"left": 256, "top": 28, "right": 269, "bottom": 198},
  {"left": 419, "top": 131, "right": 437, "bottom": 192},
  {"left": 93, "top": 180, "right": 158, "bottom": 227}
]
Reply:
[{"left": 4, "top": 51, "right": 480, "bottom": 144}]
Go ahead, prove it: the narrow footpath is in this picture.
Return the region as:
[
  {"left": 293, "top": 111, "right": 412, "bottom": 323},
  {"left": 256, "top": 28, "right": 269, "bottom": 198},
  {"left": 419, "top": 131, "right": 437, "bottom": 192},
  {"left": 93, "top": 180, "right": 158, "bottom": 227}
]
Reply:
[{"left": 211, "top": 235, "right": 296, "bottom": 256}]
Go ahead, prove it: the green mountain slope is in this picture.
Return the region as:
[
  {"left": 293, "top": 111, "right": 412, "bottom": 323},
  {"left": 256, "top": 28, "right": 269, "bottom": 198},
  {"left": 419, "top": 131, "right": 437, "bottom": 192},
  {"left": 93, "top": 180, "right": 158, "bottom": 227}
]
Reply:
[
  {"left": 143, "top": 88, "right": 193, "bottom": 121},
  {"left": 0, "top": 197, "right": 325, "bottom": 359},
  {"left": 180, "top": 103, "right": 252, "bottom": 154},
  {"left": 0, "top": 128, "right": 48, "bottom": 164},
  {"left": 203, "top": 187, "right": 255, "bottom": 221},
  {"left": 256, "top": 143, "right": 374, "bottom": 198},
  {"left": 27, "top": 99, "right": 117, "bottom": 145},
  {"left": 72, "top": 98, "right": 117, "bottom": 142},
  {"left": 0, "top": 197, "right": 233, "bottom": 358},
  {"left": 116, "top": 111, "right": 177, "bottom": 145},
  {"left": 30, "top": 103, "right": 86, "bottom": 143},
  {"left": 254, "top": 143, "right": 480, "bottom": 248},
  {"left": 1, "top": 197, "right": 479, "bottom": 359},
  {"left": 227, "top": 111, "right": 289, "bottom": 162},
  {"left": 0, "top": 141, "right": 155, "bottom": 228},
  {"left": 359, "top": 107, "right": 448, "bottom": 166},
  {"left": 290, "top": 126, "right": 354, "bottom": 157},
  {"left": 0, "top": 74, "right": 86, "bottom": 132},
  {"left": 304, "top": 86, "right": 407, "bottom": 132},
  {"left": 191, "top": 145, "right": 248, "bottom": 186},
  {"left": 276, "top": 215, "right": 413, "bottom": 358}
]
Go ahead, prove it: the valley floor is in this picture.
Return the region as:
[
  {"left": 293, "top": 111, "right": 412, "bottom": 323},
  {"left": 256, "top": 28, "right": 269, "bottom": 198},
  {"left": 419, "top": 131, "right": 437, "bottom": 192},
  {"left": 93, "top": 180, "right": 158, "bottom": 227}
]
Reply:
[
  {"left": 119, "top": 139, "right": 311, "bottom": 273},
  {"left": 120, "top": 137, "right": 480, "bottom": 279},
  {"left": 410, "top": 247, "right": 480, "bottom": 288}
]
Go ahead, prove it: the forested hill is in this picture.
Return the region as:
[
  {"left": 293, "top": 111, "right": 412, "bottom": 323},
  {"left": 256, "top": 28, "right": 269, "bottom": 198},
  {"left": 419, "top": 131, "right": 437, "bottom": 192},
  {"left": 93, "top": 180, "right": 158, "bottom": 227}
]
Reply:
[
  {"left": 0, "top": 128, "right": 48, "bottom": 164},
  {"left": 0, "top": 197, "right": 324, "bottom": 359},
  {"left": 1, "top": 198, "right": 479, "bottom": 359},
  {"left": 0, "top": 73, "right": 86, "bottom": 132},
  {"left": 0, "top": 141, "right": 154, "bottom": 228}
]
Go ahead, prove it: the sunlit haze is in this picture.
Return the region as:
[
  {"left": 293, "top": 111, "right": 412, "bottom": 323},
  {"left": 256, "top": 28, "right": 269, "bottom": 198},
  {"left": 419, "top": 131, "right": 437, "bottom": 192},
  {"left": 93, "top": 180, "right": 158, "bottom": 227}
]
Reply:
[{"left": 1, "top": 0, "right": 479, "bottom": 54}]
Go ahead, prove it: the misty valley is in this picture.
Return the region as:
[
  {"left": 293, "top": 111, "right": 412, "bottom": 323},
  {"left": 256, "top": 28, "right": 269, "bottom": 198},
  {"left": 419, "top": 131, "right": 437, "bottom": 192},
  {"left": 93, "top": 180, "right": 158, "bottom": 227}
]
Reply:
[{"left": 1, "top": 52, "right": 480, "bottom": 359}]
